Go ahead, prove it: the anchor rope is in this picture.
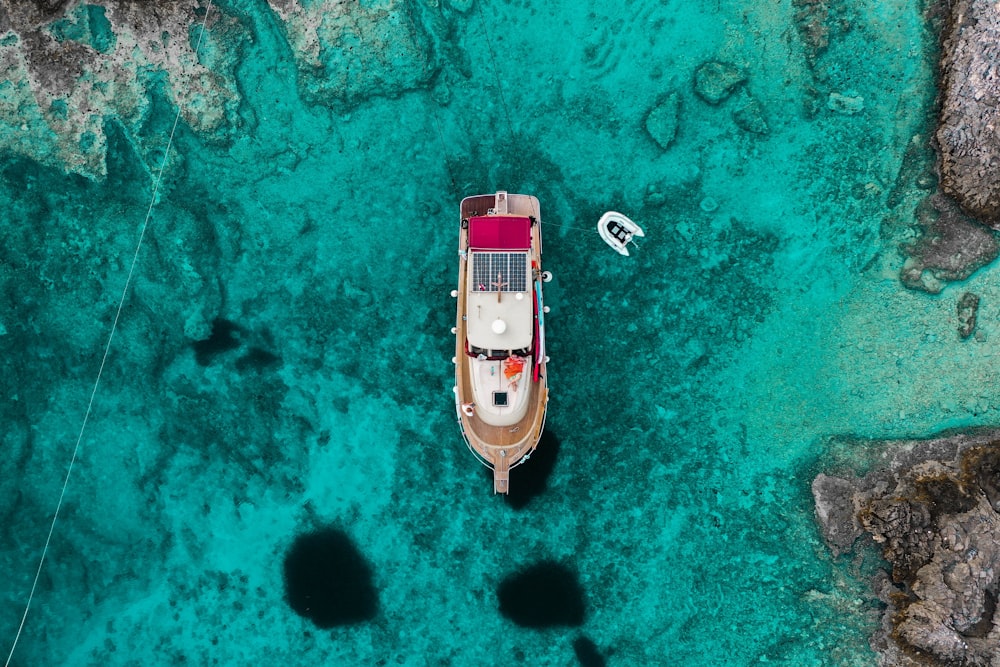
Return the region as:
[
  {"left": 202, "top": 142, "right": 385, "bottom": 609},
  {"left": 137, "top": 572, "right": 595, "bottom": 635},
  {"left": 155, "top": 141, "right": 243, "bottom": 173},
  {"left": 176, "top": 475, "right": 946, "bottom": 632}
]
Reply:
[
  {"left": 429, "top": 111, "right": 458, "bottom": 192},
  {"left": 4, "top": 2, "right": 214, "bottom": 664},
  {"left": 474, "top": 1, "right": 517, "bottom": 146},
  {"left": 540, "top": 219, "right": 596, "bottom": 234}
]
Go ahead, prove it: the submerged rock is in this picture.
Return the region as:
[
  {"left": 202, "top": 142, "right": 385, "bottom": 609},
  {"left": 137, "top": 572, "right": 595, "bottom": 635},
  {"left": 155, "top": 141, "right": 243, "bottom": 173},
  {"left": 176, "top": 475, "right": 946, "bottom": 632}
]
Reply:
[
  {"left": 0, "top": 0, "right": 454, "bottom": 177},
  {"left": 937, "top": 0, "right": 1000, "bottom": 226},
  {"left": 827, "top": 91, "right": 864, "bottom": 115},
  {"left": 0, "top": 0, "right": 243, "bottom": 179},
  {"left": 813, "top": 430, "right": 1000, "bottom": 666},
  {"left": 267, "top": 0, "right": 447, "bottom": 110},
  {"left": 644, "top": 92, "right": 680, "bottom": 150},
  {"left": 732, "top": 91, "right": 768, "bottom": 134},
  {"left": 693, "top": 61, "right": 745, "bottom": 104},
  {"left": 957, "top": 291, "right": 980, "bottom": 339},
  {"left": 899, "top": 194, "right": 999, "bottom": 293},
  {"left": 791, "top": 0, "right": 831, "bottom": 62}
]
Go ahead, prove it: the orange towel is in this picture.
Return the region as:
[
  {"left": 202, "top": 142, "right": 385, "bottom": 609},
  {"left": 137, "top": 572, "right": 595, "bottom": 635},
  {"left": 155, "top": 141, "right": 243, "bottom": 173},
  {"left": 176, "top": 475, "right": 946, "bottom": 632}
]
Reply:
[{"left": 503, "top": 356, "right": 525, "bottom": 379}]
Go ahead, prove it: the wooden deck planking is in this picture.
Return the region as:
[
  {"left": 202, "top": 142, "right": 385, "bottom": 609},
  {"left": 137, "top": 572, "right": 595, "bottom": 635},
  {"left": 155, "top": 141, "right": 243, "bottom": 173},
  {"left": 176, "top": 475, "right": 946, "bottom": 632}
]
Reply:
[{"left": 461, "top": 195, "right": 497, "bottom": 219}]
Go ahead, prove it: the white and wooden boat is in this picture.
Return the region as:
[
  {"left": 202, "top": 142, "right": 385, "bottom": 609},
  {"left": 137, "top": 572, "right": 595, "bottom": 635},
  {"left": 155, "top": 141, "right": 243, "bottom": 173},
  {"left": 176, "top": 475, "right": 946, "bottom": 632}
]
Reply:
[
  {"left": 598, "top": 210, "right": 644, "bottom": 255},
  {"left": 453, "top": 191, "right": 549, "bottom": 494}
]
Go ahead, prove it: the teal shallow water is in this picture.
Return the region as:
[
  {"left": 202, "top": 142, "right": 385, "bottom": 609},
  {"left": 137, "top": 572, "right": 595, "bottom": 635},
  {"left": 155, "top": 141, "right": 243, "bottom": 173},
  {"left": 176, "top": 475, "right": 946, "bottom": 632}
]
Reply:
[{"left": 3, "top": 0, "right": 998, "bottom": 664}]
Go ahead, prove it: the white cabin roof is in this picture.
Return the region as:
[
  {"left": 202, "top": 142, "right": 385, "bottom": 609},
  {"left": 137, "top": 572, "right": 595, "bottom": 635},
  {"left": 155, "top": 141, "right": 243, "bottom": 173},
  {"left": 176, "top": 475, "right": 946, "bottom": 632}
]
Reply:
[{"left": 465, "top": 250, "right": 532, "bottom": 350}]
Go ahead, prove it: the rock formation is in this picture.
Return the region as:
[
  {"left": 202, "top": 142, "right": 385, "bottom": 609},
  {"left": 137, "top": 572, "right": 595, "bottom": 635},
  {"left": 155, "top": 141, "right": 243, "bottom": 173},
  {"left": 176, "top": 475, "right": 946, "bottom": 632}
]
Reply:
[
  {"left": 690, "top": 60, "right": 768, "bottom": 136},
  {"left": 885, "top": 0, "right": 1000, "bottom": 291},
  {"left": 644, "top": 92, "right": 680, "bottom": 150},
  {"left": 936, "top": 0, "right": 1000, "bottom": 226},
  {"left": 957, "top": 291, "right": 980, "bottom": 339},
  {"left": 266, "top": 0, "right": 448, "bottom": 110},
  {"left": 0, "top": 0, "right": 453, "bottom": 179},
  {"left": 813, "top": 430, "right": 1000, "bottom": 666},
  {"left": 0, "top": 0, "right": 243, "bottom": 179},
  {"left": 827, "top": 91, "right": 864, "bottom": 116},
  {"left": 791, "top": 0, "right": 832, "bottom": 64},
  {"left": 732, "top": 90, "right": 768, "bottom": 135},
  {"left": 899, "top": 194, "right": 999, "bottom": 294},
  {"left": 693, "top": 61, "right": 745, "bottom": 105}
]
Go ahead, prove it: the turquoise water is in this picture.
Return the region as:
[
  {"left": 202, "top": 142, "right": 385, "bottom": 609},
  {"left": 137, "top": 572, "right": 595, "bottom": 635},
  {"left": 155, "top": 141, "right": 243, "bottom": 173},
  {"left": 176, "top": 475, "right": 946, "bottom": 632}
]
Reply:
[{"left": 3, "top": 0, "right": 997, "bottom": 664}]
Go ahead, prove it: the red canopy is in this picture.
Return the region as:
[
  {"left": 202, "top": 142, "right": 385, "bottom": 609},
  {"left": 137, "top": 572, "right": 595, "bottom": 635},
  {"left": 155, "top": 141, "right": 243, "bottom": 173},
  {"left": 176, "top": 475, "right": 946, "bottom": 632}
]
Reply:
[{"left": 468, "top": 215, "right": 531, "bottom": 249}]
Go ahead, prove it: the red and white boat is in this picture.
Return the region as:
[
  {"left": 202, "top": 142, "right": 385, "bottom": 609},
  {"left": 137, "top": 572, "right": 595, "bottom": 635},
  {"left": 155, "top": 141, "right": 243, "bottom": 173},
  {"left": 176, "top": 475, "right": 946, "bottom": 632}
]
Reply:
[{"left": 453, "top": 191, "right": 550, "bottom": 494}]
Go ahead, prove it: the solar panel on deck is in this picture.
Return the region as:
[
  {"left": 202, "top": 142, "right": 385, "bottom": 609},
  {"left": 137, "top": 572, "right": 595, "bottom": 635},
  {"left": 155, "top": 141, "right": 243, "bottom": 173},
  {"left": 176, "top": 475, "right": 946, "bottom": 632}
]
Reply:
[{"left": 471, "top": 252, "right": 528, "bottom": 292}]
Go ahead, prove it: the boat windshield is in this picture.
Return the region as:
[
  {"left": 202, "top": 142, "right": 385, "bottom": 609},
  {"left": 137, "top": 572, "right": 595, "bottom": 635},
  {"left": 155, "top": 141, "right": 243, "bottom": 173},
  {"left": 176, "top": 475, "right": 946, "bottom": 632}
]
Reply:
[{"left": 468, "top": 345, "right": 531, "bottom": 360}]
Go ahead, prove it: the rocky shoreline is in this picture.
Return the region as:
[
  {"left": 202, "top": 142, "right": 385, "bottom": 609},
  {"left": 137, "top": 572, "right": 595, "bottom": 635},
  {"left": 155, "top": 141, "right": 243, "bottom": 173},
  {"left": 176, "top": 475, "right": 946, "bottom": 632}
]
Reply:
[
  {"left": 831, "top": 12, "right": 1000, "bottom": 660},
  {"left": 892, "top": 0, "right": 1000, "bottom": 293},
  {"left": 936, "top": 0, "right": 1000, "bottom": 227},
  {"left": 813, "top": 429, "right": 1000, "bottom": 666}
]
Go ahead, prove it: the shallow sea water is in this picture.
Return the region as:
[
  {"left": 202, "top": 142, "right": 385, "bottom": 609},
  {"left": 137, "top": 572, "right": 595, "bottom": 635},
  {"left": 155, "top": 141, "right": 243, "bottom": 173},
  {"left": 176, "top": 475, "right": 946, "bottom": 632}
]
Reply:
[{"left": 3, "top": 0, "right": 999, "bottom": 665}]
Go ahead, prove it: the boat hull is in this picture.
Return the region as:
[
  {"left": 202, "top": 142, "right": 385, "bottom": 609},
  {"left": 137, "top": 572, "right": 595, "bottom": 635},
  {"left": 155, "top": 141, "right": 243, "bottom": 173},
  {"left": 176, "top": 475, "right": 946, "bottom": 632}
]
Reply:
[{"left": 454, "top": 192, "right": 549, "bottom": 494}]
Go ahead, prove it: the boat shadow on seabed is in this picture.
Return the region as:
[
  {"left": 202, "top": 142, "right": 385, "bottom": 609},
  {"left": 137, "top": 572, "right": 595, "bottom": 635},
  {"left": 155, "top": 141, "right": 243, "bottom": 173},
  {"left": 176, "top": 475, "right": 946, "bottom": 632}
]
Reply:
[{"left": 484, "top": 428, "right": 561, "bottom": 509}]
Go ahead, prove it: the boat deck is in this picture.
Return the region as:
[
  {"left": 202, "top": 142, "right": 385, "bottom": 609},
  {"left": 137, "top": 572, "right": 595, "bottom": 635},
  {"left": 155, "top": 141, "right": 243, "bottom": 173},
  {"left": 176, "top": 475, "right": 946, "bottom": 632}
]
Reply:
[
  {"left": 455, "top": 354, "right": 548, "bottom": 489},
  {"left": 461, "top": 194, "right": 502, "bottom": 220}
]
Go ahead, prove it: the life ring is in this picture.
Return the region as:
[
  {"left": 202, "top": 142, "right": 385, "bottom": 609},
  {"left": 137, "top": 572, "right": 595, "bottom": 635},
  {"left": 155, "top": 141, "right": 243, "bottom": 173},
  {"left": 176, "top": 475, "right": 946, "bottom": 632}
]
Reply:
[{"left": 461, "top": 403, "right": 475, "bottom": 417}]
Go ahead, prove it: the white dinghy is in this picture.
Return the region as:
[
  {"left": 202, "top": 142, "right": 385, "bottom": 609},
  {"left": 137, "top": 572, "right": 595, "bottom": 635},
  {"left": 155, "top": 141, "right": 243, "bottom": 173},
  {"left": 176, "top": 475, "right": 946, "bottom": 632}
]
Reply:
[{"left": 598, "top": 211, "right": 644, "bottom": 256}]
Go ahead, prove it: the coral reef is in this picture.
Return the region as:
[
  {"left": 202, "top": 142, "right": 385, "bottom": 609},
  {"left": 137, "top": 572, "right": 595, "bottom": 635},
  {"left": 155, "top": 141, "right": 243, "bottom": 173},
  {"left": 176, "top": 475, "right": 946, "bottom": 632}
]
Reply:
[
  {"left": 0, "top": 0, "right": 243, "bottom": 179},
  {"left": 813, "top": 430, "right": 1000, "bottom": 666},
  {"left": 266, "top": 0, "right": 448, "bottom": 110}
]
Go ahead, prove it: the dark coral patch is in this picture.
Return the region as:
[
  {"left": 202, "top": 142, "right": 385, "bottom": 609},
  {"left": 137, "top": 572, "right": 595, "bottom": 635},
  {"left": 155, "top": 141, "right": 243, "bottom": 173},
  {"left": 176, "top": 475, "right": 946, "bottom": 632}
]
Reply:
[
  {"left": 235, "top": 346, "right": 280, "bottom": 372},
  {"left": 283, "top": 528, "right": 378, "bottom": 628},
  {"left": 961, "top": 444, "right": 1000, "bottom": 509},
  {"left": 497, "top": 561, "right": 585, "bottom": 628},
  {"left": 192, "top": 317, "right": 242, "bottom": 366}
]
